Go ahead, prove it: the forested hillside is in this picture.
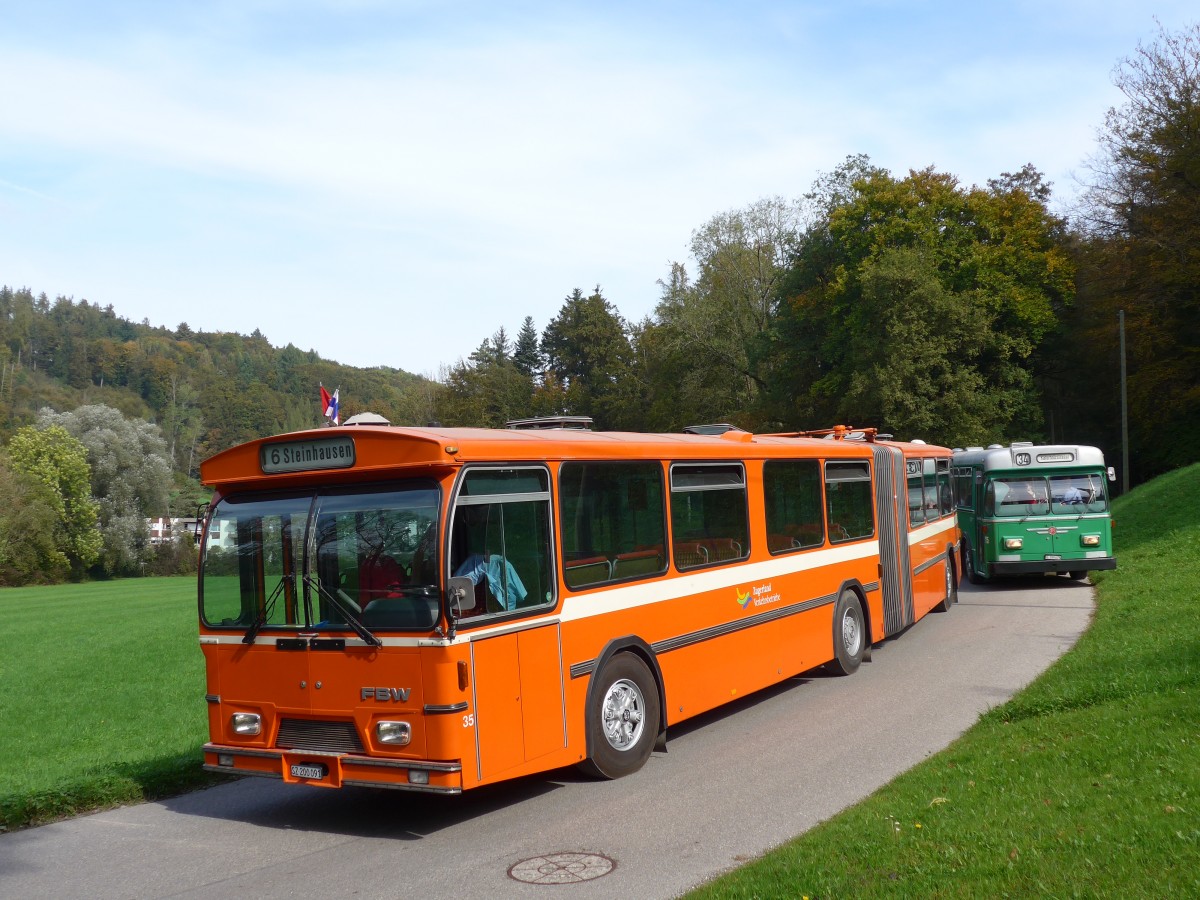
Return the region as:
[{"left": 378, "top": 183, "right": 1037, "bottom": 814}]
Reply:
[{"left": 0, "top": 291, "right": 437, "bottom": 473}]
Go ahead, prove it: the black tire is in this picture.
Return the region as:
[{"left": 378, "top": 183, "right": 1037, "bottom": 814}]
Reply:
[
  {"left": 936, "top": 557, "right": 957, "bottom": 612},
  {"left": 579, "top": 653, "right": 660, "bottom": 779},
  {"left": 829, "top": 590, "right": 866, "bottom": 676},
  {"left": 1069, "top": 570, "right": 1087, "bottom": 581},
  {"left": 965, "top": 544, "right": 989, "bottom": 584}
]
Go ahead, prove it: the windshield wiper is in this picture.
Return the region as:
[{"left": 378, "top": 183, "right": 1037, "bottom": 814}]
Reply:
[
  {"left": 243, "top": 574, "right": 292, "bottom": 644},
  {"left": 303, "top": 574, "right": 382, "bottom": 648}
]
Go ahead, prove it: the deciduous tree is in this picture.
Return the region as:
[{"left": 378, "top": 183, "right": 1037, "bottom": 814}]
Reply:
[
  {"left": 6, "top": 424, "right": 101, "bottom": 576},
  {"left": 37, "top": 405, "right": 172, "bottom": 575},
  {"left": 1076, "top": 20, "right": 1200, "bottom": 479},
  {"left": 765, "top": 160, "right": 1073, "bottom": 445}
]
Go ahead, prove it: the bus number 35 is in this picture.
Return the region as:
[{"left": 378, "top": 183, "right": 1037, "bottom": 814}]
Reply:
[{"left": 463, "top": 714, "right": 475, "bottom": 728}]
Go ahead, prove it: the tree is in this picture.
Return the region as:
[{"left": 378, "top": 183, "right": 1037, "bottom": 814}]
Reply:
[
  {"left": 1076, "top": 21, "right": 1200, "bottom": 480},
  {"left": 6, "top": 424, "right": 102, "bottom": 577},
  {"left": 540, "top": 287, "right": 636, "bottom": 428},
  {"left": 439, "top": 330, "right": 535, "bottom": 427},
  {"left": 654, "top": 197, "right": 804, "bottom": 424},
  {"left": 37, "top": 405, "right": 172, "bottom": 575},
  {"left": 0, "top": 454, "right": 72, "bottom": 584},
  {"left": 765, "top": 160, "right": 1074, "bottom": 446},
  {"left": 513, "top": 316, "right": 543, "bottom": 378}
]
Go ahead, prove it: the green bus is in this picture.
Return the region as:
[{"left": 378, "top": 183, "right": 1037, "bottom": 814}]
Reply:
[{"left": 952, "top": 442, "right": 1116, "bottom": 583}]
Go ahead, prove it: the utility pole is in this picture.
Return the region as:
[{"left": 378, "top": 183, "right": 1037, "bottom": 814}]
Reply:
[{"left": 1119, "top": 309, "right": 1129, "bottom": 495}]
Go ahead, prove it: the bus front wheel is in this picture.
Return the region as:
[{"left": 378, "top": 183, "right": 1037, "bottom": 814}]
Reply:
[
  {"left": 965, "top": 544, "right": 989, "bottom": 584},
  {"left": 580, "top": 653, "right": 660, "bottom": 779},
  {"left": 829, "top": 591, "right": 865, "bottom": 676},
  {"left": 1069, "top": 570, "right": 1087, "bottom": 581}
]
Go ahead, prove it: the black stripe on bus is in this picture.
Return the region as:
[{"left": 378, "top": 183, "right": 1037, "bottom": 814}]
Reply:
[
  {"left": 569, "top": 591, "right": 839, "bottom": 679},
  {"left": 912, "top": 550, "right": 948, "bottom": 577}
]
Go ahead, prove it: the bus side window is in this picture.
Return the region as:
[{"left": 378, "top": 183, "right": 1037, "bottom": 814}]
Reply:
[
  {"left": 559, "top": 461, "right": 666, "bottom": 589},
  {"left": 825, "top": 461, "right": 874, "bottom": 543},
  {"left": 669, "top": 464, "right": 749, "bottom": 569},
  {"left": 450, "top": 468, "right": 554, "bottom": 616},
  {"left": 764, "top": 459, "right": 824, "bottom": 554}
]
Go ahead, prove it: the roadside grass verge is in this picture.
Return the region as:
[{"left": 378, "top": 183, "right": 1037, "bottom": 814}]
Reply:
[
  {"left": 0, "top": 577, "right": 221, "bottom": 831},
  {"left": 691, "top": 463, "right": 1200, "bottom": 898}
]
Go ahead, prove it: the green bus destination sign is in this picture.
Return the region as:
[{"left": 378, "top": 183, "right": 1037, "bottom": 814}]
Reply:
[{"left": 260, "top": 436, "right": 356, "bottom": 474}]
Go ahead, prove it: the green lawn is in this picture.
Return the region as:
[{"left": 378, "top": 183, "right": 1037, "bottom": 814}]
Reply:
[
  {"left": 0, "top": 577, "right": 220, "bottom": 831},
  {"left": 691, "top": 463, "right": 1200, "bottom": 898}
]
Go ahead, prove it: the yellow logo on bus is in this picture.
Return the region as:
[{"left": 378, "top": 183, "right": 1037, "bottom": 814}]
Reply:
[{"left": 738, "top": 582, "right": 782, "bottom": 610}]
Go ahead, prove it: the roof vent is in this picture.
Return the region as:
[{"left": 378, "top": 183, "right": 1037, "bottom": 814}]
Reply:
[
  {"left": 505, "top": 416, "right": 593, "bottom": 430},
  {"left": 342, "top": 412, "right": 391, "bottom": 426}
]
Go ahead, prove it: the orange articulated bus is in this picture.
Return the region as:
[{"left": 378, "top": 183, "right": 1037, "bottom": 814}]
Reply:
[{"left": 197, "top": 423, "right": 959, "bottom": 793}]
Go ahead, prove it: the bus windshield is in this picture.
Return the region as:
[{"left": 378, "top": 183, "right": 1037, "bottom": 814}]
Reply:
[
  {"left": 201, "top": 483, "right": 441, "bottom": 633},
  {"left": 1049, "top": 473, "right": 1109, "bottom": 514},
  {"left": 988, "top": 477, "right": 1050, "bottom": 517}
]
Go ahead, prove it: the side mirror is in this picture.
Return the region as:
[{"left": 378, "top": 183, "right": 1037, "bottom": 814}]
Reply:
[
  {"left": 1107, "top": 466, "right": 1116, "bottom": 483},
  {"left": 447, "top": 576, "right": 474, "bottom": 618}
]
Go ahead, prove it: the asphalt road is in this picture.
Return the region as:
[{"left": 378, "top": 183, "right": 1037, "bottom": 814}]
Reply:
[{"left": 0, "top": 576, "right": 1093, "bottom": 899}]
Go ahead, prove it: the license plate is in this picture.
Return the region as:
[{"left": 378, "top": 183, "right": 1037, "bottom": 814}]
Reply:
[
  {"left": 290, "top": 763, "right": 325, "bottom": 780},
  {"left": 1044, "top": 554, "right": 1061, "bottom": 560}
]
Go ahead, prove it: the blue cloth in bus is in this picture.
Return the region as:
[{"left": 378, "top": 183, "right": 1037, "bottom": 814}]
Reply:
[{"left": 454, "top": 553, "right": 528, "bottom": 610}]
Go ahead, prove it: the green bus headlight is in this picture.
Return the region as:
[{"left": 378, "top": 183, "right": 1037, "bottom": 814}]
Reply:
[
  {"left": 1003, "top": 537, "right": 1023, "bottom": 550},
  {"left": 1081, "top": 534, "right": 1101, "bottom": 547}
]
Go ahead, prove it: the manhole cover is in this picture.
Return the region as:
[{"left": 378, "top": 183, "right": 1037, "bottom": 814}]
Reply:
[{"left": 508, "top": 852, "right": 616, "bottom": 884}]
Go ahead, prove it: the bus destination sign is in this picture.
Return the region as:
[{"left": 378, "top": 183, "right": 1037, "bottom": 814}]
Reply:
[
  {"left": 1036, "top": 452, "right": 1075, "bottom": 464},
  {"left": 261, "top": 436, "right": 356, "bottom": 474}
]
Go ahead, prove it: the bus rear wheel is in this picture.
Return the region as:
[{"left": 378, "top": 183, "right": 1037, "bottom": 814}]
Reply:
[
  {"left": 829, "top": 591, "right": 865, "bottom": 676},
  {"left": 579, "top": 653, "right": 659, "bottom": 779},
  {"left": 936, "top": 559, "right": 957, "bottom": 612}
]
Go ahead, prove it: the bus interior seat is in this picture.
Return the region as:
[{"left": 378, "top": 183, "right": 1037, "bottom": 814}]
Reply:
[
  {"left": 612, "top": 546, "right": 664, "bottom": 578},
  {"left": 673, "top": 541, "right": 709, "bottom": 569},
  {"left": 564, "top": 556, "right": 612, "bottom": 588}
]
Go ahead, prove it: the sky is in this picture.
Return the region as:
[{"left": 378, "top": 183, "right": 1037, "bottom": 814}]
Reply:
[{"left": 1, "top": 2, "right": 1195, "bottom": 379}]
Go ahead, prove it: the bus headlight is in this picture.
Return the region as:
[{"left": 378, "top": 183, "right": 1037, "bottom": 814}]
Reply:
[
  {"left": 231, "top": 712, "right": 261, "bottom": 735},
  {"left": 1081, "top": 534, "right": 1101, "bottom": 547},
  {"left": 1003, "top": 537, "right": 1023, "bottom": 550},
  {"left": 376, "top": 721, "right": 412, "bottom": 745}
]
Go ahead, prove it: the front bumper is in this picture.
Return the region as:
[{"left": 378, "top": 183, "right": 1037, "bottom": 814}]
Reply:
[
  {"left": 991, "top": 557, "right": 1117, "bottom": 576},
  {"left": 202, "top": 743, "right": 463, "bottom": 794}
]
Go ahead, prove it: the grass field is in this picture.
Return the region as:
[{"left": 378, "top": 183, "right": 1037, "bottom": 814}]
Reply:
[
  {"left": 0, "top": 577, "right": 220, "bottom": 831},
  {"left": 691, "top": 462, "right": 1200, "bottom": 898}
]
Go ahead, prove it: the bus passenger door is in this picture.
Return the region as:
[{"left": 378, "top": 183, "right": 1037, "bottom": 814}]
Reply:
[{"left": 470, "top": 624, "right": 566, "bottom": 782}]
